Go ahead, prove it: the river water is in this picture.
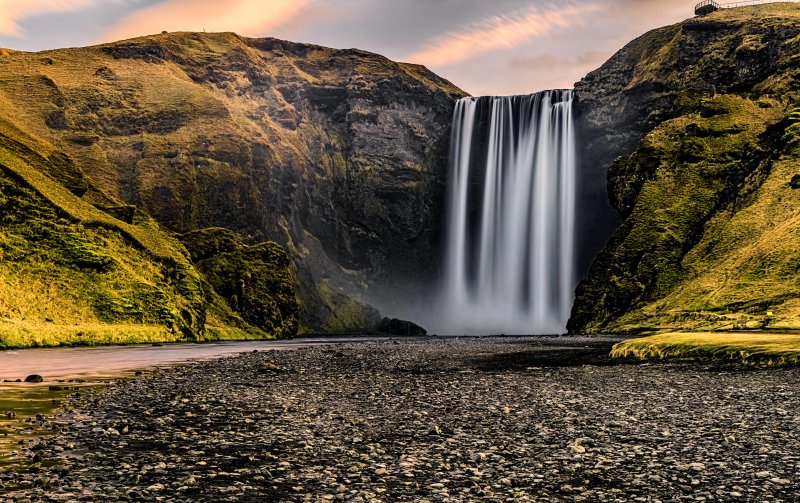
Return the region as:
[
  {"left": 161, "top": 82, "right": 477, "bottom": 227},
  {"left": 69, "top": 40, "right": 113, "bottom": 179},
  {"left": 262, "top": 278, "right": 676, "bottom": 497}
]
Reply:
[{"left": 0, "top": 337, "right": 388, "bottom": 381}]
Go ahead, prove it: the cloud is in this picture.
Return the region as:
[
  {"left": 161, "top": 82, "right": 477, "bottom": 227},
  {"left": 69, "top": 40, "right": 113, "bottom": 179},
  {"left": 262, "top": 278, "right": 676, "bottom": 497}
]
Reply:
[
  {"left": 98, "top": 0, "right": 309, "bottom": 42},
  {"left": 511, "top": 50, "right": 608, "bottom": 71},
  {"left": 404, "top": 3, "right": 601, "bottom": 68},
  {"left": 0, "top": 0, "right": 94, "bottom": 36}
]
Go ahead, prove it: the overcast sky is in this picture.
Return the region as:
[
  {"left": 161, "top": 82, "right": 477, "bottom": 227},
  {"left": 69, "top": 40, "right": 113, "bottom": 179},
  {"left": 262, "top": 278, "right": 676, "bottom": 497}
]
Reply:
[{"left": 0, "top": 0, "right": 710, "bottom": 95}]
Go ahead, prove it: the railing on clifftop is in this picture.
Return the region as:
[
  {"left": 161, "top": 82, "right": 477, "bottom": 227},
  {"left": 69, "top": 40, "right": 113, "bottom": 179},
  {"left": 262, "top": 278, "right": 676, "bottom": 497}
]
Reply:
[
  {"left": 695, "top": 0, "right": 785, "bottom": 16},
  {"left": 695, "top": 0, "right": 720, "bottom": 16}
]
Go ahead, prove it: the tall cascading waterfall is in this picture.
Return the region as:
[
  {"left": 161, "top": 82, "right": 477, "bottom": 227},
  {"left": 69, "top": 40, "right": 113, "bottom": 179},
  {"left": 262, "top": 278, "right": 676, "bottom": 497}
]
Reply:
[{"left": 441, "top": 90, "right": 577, "bottom": 335}]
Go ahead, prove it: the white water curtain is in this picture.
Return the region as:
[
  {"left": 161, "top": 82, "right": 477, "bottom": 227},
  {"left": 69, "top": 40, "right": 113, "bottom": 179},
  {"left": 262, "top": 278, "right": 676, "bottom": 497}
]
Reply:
[{"left": 441, "top": 91, "right": 577, "bottom": 335}]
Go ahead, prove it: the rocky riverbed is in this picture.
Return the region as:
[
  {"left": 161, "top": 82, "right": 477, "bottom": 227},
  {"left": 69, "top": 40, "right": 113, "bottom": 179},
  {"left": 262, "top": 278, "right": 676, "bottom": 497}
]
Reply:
[{"left": 4, "top": 337, "right": 799, "bottom": 502}]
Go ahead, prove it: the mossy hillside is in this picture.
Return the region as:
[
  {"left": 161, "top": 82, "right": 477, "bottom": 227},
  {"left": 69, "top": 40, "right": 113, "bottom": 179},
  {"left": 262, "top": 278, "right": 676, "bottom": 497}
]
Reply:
[
  {"left": 0, "top": 32, "right": 465, "bottom": 330},
  {"left": 0, "top": 122, "right": 299, "bottom": 347},
  {"left": 0, "top": 139, "right": 301, "bottom": 347},
  {"left": 0, "top": 167, "right": 196, "bottom": 348},
  {"left": 315, "top": 282, "right": 382, "bottom": 334},
  {"left": 571, "top": 4, "right": 800, "bottom": 334},
  {"left": 613, "top": 112, "right": 800, "bottom": 333},
  {"left": 0, "top": 128, "right": 208, "bottom": 327},
  {"left": 181, "top": 228, "right": 299, "bottom": 339},
  {"left": 573, "top": 94, "right": 786, "bottom": 332}
]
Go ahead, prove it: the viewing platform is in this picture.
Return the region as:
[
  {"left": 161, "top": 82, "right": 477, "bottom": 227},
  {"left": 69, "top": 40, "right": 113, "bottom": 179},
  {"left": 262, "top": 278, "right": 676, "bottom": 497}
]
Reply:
[{"left": 695, "top": 0, "right": 778, "bottom": 16}]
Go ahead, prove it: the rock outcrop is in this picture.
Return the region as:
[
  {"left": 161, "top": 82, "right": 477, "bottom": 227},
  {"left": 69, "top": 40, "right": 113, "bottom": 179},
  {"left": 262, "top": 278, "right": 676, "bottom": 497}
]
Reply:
[{"left": 570, "top": 4, "right": 800, "bottom": 333}]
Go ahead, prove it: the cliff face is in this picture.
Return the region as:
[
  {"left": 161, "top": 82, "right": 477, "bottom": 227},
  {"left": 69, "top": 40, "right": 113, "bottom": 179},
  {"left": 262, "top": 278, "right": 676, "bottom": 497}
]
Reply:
[
  {"left": 0, "top": 125, "right": 298, "bottom": 347},
  {"left": 570, "top": 4, "right": 800, "bottom": 333},
  {"left": 0, "top": 33, "right": 465, "bottom": 331}
]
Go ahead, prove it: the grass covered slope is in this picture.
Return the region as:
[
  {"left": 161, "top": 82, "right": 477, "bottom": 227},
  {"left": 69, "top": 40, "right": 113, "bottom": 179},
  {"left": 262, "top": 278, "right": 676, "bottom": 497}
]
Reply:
[
  {"left": 181, "top": 228, "right": 299, "bottom": 339},
  {"left": 571, "top": 4, "right": 800, "bottom": 334},
  {"left": 0, "top": 31, "right": 465, "bottom": 331},
  {"left": 0, "top": 125, "right": 298, "bottom": 348},
  {"left": 611, "top": 332, "right": 800, "bottom": 366},
  {"left": 0, "top": 135, "right": 201, "bottom": 347}
]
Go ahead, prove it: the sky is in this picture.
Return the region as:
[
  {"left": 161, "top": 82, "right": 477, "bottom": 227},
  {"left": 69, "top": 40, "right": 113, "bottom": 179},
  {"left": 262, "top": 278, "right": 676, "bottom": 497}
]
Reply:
[{"left": 0, "top": 0, "right": 710, "bottom": 96}]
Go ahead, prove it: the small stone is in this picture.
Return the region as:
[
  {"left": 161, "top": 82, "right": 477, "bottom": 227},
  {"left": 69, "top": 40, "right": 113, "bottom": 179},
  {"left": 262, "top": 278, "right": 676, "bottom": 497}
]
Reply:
[
  {"left": 570, "top": 441, "right": 586, "bottom": 454},
  {"left": 258, "top": 362, "right": 282, "bottom": 373}
]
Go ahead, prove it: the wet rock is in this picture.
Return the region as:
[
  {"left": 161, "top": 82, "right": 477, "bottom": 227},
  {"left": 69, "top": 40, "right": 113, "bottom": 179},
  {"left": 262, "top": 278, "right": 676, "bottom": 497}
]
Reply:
[
  {"left": 377, "top": 317, "right": 427, "bottom": 336},
  {"left": 24, "top": 374, "right": 44, "bottom": 383}
]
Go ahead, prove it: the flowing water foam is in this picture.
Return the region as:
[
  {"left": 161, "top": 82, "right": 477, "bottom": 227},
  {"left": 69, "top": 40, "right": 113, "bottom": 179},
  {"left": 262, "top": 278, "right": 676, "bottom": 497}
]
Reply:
[{"left": 440, "top": 91, "right": 577, "bottom": 335}]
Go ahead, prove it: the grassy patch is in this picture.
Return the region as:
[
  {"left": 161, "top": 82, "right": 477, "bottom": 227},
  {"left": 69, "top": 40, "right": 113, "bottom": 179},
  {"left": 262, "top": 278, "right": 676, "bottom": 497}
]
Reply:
[
  {"left": 611, "top": 332, "right": 800, "bottom": 366},
  {"left": 0, "top": 322, "right": 177, "bottom": 349}
]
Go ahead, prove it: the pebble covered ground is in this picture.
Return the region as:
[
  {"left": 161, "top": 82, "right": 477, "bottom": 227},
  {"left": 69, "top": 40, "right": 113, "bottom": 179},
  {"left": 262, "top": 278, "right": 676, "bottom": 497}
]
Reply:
[{"left": 3, "top": 337, "right": 800, "bottom": 502}]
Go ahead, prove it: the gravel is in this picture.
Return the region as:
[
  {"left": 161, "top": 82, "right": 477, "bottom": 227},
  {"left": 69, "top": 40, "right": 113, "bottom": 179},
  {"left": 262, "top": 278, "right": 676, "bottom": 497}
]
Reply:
[{"left": 4, "top": 336, "right": 799, "bottom": 502}]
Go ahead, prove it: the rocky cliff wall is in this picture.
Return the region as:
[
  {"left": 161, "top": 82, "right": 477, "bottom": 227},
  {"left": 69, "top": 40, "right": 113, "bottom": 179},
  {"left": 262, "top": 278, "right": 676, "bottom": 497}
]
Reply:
[{"left": 0, "top": 33, "right": 466, "bottom": 330}]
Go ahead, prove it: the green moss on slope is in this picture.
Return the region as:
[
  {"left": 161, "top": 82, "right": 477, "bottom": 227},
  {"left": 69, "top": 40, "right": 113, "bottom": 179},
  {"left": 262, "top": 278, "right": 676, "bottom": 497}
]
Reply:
[
  {"left": 0, "top": 165, "right": 199, "bottom": 347},
  {"left": 182, "top": 228, "right": 299, "bottom": 339},
  {"left": 0, "top": 125, "right": 301, "bottom": 347},
  {"left": 571, "top": 4, "right": 800, "bottom": 334}
]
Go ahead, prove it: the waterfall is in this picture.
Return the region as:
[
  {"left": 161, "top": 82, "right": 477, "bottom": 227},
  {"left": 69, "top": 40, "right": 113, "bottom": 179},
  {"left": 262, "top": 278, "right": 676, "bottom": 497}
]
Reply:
[{"left": 441, "top": 90, "right": 577, "bottom": 335}]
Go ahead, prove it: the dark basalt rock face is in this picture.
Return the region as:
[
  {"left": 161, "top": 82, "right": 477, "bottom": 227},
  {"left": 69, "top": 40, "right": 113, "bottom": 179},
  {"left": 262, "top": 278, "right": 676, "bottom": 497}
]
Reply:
[{"left": 570, "top": 5, "right": 800, "bottom": 333}]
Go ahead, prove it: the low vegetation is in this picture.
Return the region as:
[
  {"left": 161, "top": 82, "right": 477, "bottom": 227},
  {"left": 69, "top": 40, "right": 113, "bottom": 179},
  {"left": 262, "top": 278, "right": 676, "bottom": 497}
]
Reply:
[
  {"left": 181, "top": 228, "right": 299, "bottom": 339},
  {"left": 0, "top": 122, "right": 298, "bottom": 348},
  {"left": 611, "top": 332, "right": 800, "bottom": 366}
]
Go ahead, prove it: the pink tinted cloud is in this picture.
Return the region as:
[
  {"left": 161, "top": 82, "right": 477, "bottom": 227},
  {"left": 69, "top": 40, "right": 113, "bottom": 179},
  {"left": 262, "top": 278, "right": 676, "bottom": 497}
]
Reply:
[
  {"left": 404, "top": 3, "right": 601, "bottom": 68},
  {"left": 0, "top": 0, "right": 94, "bottom": 36},
  {"left": 97, "top": 0, "right": 309, "bottom": 42}
]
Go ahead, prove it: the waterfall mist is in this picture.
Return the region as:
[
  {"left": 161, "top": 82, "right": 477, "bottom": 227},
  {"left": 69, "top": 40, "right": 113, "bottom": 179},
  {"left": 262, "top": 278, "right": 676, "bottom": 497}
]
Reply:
[{"left": 438, "top": 90, "right": 577, "bottom": 335}]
